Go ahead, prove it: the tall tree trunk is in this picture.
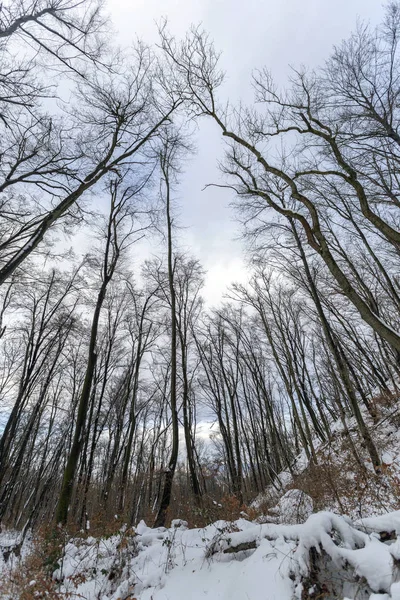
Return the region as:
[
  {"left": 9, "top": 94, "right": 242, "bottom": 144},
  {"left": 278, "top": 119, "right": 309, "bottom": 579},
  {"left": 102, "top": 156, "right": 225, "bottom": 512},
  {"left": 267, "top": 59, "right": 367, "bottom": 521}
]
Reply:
[
  {"left": 290, "top": 220, "right": 381, "bottom": 470},
  {"left": 55, "top": 197, "right": 120, "bottom": 526},
  {"left": 153, "top": 154, "right": 179, "bottom": 528}
]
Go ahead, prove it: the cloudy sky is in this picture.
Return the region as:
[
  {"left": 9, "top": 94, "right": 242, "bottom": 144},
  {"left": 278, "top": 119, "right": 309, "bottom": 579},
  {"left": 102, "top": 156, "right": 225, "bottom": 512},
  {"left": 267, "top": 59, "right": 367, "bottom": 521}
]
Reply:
[{"left": 108, "top": 0, "right": 382, "bottom": 304}]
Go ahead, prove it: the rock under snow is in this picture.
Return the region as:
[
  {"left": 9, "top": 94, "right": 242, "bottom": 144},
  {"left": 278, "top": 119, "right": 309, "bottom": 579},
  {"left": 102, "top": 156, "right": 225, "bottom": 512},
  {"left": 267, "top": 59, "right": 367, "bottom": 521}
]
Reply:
[{"left": 274, "top": 488, "right": 314, "bottom": 524}]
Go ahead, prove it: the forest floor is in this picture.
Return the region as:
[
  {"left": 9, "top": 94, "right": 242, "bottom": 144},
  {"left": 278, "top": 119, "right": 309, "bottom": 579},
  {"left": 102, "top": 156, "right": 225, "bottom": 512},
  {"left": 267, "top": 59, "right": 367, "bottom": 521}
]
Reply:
[
  {"left": 1, "top": 509, "right": 400, "bottom": 600},
  {"left": 1, "top": 396, "right": 400, "bottom": 600}
]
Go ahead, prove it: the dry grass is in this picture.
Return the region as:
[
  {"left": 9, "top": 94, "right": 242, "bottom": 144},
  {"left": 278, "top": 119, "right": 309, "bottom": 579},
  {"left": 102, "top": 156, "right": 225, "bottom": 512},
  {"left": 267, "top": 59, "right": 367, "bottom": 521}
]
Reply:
[
  {"left": 0, "top": 529, "right": 64, "bottom": 600},
  {"left": 286, "top": 426, "right": 400, "bottom": 519},
  {"left": 164, "top": 493, "right": 260, "bottom": 528},
  {"left": 0, "top": 524, "right": 140, "bottom": 600}
]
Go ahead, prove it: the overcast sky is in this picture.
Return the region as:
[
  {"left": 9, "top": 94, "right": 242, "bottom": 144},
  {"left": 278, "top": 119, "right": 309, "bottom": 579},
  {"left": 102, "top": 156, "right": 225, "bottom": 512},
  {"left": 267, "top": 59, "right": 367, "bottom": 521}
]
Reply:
[{"left": 107, "top": 0, "right": 383, "bottom": 305}]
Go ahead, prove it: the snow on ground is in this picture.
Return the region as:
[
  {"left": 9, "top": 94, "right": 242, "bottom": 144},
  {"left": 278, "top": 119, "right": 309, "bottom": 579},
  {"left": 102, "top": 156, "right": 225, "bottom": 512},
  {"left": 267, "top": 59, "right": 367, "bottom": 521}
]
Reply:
[
  {"left": 52, "top": 519, "right": 295, "bottom": 600},
  {"left": 0, "top": 529, "right": 31, "bottom": 573},
  {"left": 2, "top": 509, "right": 400, "bottom": 599}
]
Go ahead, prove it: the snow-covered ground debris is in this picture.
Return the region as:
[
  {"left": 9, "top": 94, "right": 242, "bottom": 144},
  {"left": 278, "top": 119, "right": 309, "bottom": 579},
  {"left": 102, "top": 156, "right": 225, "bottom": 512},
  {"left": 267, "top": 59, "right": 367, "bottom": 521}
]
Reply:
[
  {"left": 52, "top": 510, "right": 400, "bottom": 599},
  {"left": 2, "top": 508, "right": 400, "bottom": 600}
]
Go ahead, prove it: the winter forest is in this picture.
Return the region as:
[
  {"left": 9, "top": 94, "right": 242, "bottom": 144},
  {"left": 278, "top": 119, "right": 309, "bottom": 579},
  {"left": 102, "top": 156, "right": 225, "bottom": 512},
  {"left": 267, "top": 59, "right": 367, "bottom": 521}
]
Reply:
[{"left": 1, "top": 1, "right": 400, "bottom": 599}]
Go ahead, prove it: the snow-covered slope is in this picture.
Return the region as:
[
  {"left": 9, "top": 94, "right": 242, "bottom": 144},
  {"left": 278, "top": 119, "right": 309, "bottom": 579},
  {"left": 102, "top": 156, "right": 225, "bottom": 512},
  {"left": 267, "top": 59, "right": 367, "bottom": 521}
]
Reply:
[{"left": 253, "top": 401, "right": 400, "bottom": 522}]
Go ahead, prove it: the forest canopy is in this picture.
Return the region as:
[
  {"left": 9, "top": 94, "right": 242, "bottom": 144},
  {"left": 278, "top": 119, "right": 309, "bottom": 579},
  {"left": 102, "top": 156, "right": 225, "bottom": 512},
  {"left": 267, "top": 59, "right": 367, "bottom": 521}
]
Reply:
[{"left": 0, "top": 0, "right": 399, "bottom": 535}]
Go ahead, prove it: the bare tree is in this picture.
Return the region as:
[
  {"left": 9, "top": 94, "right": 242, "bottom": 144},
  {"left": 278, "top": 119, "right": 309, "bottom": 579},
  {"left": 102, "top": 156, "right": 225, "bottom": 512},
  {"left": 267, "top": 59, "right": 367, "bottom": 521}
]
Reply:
[
  {"left": 159, "top": 9, "right": 400, "bottom": 354},
  {"left": 55, "top": 176, "right": 148, "bottom": 525}
]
